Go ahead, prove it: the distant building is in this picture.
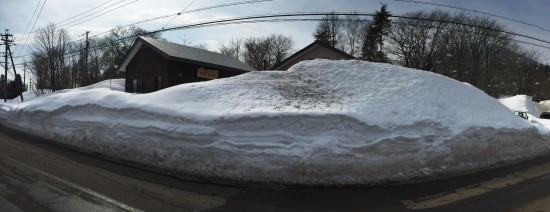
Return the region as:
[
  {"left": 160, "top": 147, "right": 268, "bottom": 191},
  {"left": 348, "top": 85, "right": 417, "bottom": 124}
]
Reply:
[
  {"left": 118, "top": 36, "right": 256, "bottom": 93},
  {"left": 271, "top": 40, "right": 355, "bottom": 70}
]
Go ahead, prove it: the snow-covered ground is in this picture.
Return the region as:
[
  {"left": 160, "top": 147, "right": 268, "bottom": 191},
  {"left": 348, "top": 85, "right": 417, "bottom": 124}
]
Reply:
[{"left": 1, "top": 61, "right": 549, "bottom": 186}]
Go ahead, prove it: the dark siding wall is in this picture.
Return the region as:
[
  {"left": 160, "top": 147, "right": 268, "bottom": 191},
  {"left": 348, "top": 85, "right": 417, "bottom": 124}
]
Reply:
[
  {"left": 125, "top": 45, "right": 245, "bottom": 93},
  {"left": 125, "top": 46, "right": 170, "bottom": 93}
]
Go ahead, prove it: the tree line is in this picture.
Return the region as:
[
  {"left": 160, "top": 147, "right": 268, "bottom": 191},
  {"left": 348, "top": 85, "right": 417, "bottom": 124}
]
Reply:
[
  {"left": 30, "top": 24, "right": 162, "bottom": 92},
  {"left": 218, "top": 34, "right": 294, "bottom": 70},
  {"left": 27, "top": 6, "right": 550, "bottom": 101},
  {"left": 307, "top": 5, "right": 550, "bottom": 101},
  {"left": 29, "top": 23, "right": 295, "bottom": 92}
]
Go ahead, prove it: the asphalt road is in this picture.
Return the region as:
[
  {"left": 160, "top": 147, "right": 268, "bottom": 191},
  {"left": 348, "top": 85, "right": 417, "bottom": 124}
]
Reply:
[{"left": 2, "top": 125, "right": 550, "bottom": 211}]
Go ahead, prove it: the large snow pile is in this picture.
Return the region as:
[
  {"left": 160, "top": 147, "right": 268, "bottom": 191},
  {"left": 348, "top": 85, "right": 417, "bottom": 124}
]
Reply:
[{"left": 0, "top": 60, "right": 548, "bottom": 186}]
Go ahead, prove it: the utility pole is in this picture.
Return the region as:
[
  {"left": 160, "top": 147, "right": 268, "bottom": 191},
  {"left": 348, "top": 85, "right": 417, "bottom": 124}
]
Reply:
[
  {"left": 1, "top": 29, "right": 14, "bottom": 102},
  {"left": 83, "top": 31, "right": 89, "bottom": 84},
  {"left": 23, "top": 63, "right": 26, "bottom": 89},
  {"left": 7, "top": 45, "right": 23, "bottom": 102}
]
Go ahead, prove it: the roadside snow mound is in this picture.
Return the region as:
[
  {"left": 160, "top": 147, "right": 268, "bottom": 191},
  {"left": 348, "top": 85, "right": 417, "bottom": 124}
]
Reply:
[{"left": 1, "top": 60, "right": 548, "bottom": 186}]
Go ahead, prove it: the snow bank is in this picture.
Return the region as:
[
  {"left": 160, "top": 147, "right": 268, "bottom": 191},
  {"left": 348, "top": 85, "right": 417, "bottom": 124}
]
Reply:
[
  {"left": 5, "top": 79, "right": 125, "bottom": 106},
  {"left": 80, "top": 79, "right": 125, "bottom": 91},
  {"left": 499, "top": 95, "right": 542, "bottom": 117},
  {"left": 538, "top": 100, "right": 550, "bottom": 112},
  {"left": 497, "top": 95, "right": 550, "bottom": 134},
  {"left": 1, "top": 60, "right": 549, "bottom": 186}
]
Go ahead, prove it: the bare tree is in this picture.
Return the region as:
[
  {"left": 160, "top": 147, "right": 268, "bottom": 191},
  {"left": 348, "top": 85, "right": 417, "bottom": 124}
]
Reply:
[
  {"left": 88, "top": 38, "right": 104, "bottom": 84},
  {"left": 101, "top": 25, "right": 163, "bottom": 79},
  {"left": 30, "top": 52, "right": 49, "bottom": 91},
  {"left": 507, "top": 47, "right": 542, "bottom": 95},
  {"left": 383, "top": 9, "right": 550, "bottom": 98},
  {"left": 240, "top": 34, "right": 294, "bottom": 70},
  {"left": 386, "top": 10, "right": 450, "bottom": 70},
  {"left": 218, "top": 38, "right": 243, "bottom": 60},
  {"left": 176, "top": 34, "right": 209, "bottom": 50},
  {"left": 193, "top": 43, "right": 209, "bottom": 51},
  {"left": 341, "top": 14, "right": 368, "bottom": 57},
  {"left": 313, "top": 12, "right": 343, "bottom": 48},
  {"left": 269, "top": 34, "right": 294, "bottom": 65},
  {"left": 242, "top": 37, "right": 271, "bottom": 70},
  {"left": 32, "top": 23, "right": 71, "bottom": 91}
]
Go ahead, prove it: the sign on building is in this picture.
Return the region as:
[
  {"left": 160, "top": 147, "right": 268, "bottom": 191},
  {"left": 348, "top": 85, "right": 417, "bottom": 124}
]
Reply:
[{"left": 197, "top": 67, "right": 219, "bottom": 79}]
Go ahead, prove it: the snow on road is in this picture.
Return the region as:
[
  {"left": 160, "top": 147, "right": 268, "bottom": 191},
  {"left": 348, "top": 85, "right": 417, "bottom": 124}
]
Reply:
[{"left": 0, "top": 61, "right": 549, "bottom": 186}]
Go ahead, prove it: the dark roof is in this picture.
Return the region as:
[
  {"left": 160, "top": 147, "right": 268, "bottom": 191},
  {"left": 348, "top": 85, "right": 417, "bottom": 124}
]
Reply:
[
  {"left": 271, "top": 40, "right": 355, "bottom": 70},
  {"left": 121, "top": 37, "right": 256, "bottom": 73}
]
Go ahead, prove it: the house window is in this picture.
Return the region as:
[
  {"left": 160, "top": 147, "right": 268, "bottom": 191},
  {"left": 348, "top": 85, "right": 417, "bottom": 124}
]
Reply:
[
  {"left": 154, "top": 75, "right": 162, "bottom": 91},
  {"left": 133, "top": 78, "right": 143, "bottom": 93}
]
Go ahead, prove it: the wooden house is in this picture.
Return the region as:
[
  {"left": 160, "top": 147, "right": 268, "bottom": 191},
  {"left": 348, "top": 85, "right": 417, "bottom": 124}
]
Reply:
[
  {"left": 271, "top": 40, "right": 355, "bottom": 70},
  {"left": 118, "top": 36, "right": 256, "bottom": 93}
]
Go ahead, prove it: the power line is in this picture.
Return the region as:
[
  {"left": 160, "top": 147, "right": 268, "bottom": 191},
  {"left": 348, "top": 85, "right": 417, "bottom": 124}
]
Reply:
[
  {"left": 23, "top": 0, "right": 43, "bottom": 35},
  {"left": 28, "top": 0, "right": 47, "bottom": 39},
  {"left": 15, "top": 14, "right": 550, "bottom": 62},
  {"left": 59, "top": 0, "right": 133, "bottom": 29},
  {"left": 387, "top": 20, "right": 550, "bottom": 50},
  {"left": 89, "top": 14, "right": 550, "bottom": 54},
  {"left": 15, "top": 12, "right": 550, "bottom": 63},
  {"left": 15, "top": 0, "right": 133, "bottom": 42},
  {"left": 393, "top": 0, "right": 550, "bottom": 33},
  {"left": 14, "top": 0, "right": 47, "bottom": 59},
  {"left": 149, "top": 12, "right": 550, "bottom": 46},
  {"left": 13, "top": 0, "right": 43, "bottom": 61},
  {"left": 86, "top": 0, "right": 273, "bottom": 40},
  {"left": 162, "top": 0, "right": 196, "bottom": 29},
  {"left": 12, "top": 0, "right": 139, "bottom": 64},
  {"left": 13, "top": 0, "right": 273, "bottom": 60},
  {"left": 56, "top": 0, "right": 116, "bottom": 26}
]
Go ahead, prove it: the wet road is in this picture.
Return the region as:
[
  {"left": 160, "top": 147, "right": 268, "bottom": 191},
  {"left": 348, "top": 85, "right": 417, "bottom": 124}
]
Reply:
[{"left": 2, "top": 125, "right": 550, "bottom": 211}]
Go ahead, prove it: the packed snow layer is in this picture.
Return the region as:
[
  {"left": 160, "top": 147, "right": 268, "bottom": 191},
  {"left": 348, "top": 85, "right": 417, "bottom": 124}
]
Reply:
[{"left": 1, "top": 60, "right": 549, "bottom": 186}]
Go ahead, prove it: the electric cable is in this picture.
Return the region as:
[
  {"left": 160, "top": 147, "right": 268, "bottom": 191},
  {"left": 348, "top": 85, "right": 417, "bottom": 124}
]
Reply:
[
  {"left": 394, "top": 0, "right": 550, "bottom": 33},
  {"left": 162, "top": 0, "right": 196, "bottom": 29},
  {"left": 16, "top": 12, "right": 550, "bottom": 63}
]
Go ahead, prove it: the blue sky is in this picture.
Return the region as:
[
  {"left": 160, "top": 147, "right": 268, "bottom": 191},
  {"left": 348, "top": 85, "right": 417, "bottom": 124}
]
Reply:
[{"left": 1, "top": 0, "right": 549, "bottom": 67}]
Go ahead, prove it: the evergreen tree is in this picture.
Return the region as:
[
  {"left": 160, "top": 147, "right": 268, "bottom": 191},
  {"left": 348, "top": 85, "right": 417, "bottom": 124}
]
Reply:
[
  {"left": 313, "top": 20, "right": 331, "bottom": 44},
  {"left": 362, "top": 4, "right": 391, "bottom": 62}
]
